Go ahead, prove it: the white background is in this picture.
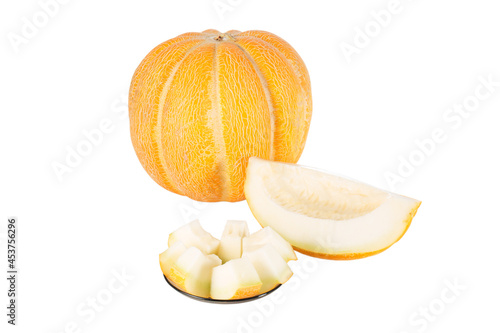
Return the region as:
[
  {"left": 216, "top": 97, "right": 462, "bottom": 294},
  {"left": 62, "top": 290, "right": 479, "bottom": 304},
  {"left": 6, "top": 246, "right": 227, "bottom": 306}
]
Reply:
[{"left": 1, "top": 0, "right": 500, "bottom": 332}]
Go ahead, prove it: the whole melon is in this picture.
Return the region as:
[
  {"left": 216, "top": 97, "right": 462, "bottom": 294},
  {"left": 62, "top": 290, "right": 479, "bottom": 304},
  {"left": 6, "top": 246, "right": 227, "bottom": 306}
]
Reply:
[{"left": 129, "top": 29, "right": 312, "bottom": 202}]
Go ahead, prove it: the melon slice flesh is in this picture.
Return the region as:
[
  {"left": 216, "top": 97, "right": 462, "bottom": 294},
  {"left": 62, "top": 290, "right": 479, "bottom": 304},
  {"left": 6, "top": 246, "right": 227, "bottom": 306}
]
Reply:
[
  {"left": 242, "top": 244, "right": 293, "bottom": 293},
  {"left": 168, "top": 247, "right": 221, "bottom": 298},
  {"left": 243, "top": 226, "right": 297, "bottom": 262},
  {"left": 218, "top": 220, "right": 250, "bottom": 263},
  {"left": 210, "top": 257, "right": 262, "bottom": 300},
  {"left": 168, "top": 220, "right": 220, "bottom": 255},
  {"left": 159, "top": 241, "right": 187, "bottom": 277},
  {"left": 244, "top": 157, "right": 421, "bottom": 260}
]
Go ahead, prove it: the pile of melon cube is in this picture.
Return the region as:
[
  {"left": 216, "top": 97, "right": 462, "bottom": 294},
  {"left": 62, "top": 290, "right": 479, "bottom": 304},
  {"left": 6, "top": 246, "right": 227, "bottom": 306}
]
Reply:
[{"left": 160, "top": 220, "right": 296, "bottom": 300}]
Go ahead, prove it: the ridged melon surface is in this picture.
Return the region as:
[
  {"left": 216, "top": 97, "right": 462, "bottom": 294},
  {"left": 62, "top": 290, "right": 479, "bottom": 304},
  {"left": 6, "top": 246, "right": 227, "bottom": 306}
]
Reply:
[{"left": 129, "top": 30, "right": 312, "bottom": 202}]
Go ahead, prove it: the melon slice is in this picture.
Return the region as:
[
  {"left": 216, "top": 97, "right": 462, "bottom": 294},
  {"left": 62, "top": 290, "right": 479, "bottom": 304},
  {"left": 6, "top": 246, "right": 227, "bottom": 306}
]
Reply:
[
  {"left": 242, "top": 244, "right": 293, "bottom": 293},
  {"left": 168, "top": 247, "right": 221, "bottom": 298},
  {"left": 210, "top": 257, "right": 262, "bottom": 300},
  {"left": 168, "top": 220, "right": 220, "bottom": 254},
  {"left": 243, "top": 226, "right": 297, "bottom": 262},
  {"left": 218, "top": 220, "right": 250, "bottom": 263},
  {"left": 159, "top": 241, "right": 187, "bottom": 277},
  {"left": 244, "top": 157, "right": 421, "bottom": 260}
]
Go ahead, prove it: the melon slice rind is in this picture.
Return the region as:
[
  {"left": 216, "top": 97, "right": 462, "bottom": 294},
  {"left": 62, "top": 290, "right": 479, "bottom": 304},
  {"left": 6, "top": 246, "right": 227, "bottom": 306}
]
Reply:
[
  {"left": 243, "top": 244, "right": 293, "bottom": 293},
  {"left": 244, "top": 157, "right": 421, "bottom": 259},
  {"left": 159, "top": 241, "right": 187, "bottom": 277},
  {"left": 210, "top": 257, "right": 262, "bottom": 300},
  {"left": 169, "top": 247, "right": 221, "bottom": 298}
]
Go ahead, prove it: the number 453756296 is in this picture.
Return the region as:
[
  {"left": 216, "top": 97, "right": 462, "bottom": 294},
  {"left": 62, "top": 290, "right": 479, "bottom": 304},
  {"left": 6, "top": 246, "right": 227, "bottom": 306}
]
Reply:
[{"left": 7, "top": 218, "right": 16, "bottom": 270}]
